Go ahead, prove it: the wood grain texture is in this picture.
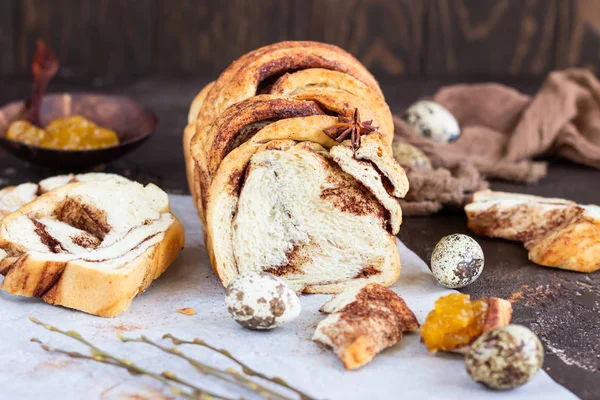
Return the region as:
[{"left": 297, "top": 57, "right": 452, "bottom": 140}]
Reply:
[
  {"left": 154, "top": 0, "right": 295, "bottom": 74},
  {"left": 293, "top": 0, "right": 425, "bottom": 76},
  {"left": 14, "top": 0, "right": 154, "bottom": 79},
  {"left": 556, "top": 0, "right": 600, "bottom": 73},
  {"left": 426, "top": 0, "right": 559, "bottom": 77},
  {"left": 4, "top": 0, "right": 600, "bottom": 79},
  {"left": 0, "top": 0, "right": 14, "bottom": 75}
]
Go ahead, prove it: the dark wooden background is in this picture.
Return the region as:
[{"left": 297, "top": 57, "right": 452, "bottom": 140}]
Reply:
[{"left": 2, "top": 0, "right": 600, "bottom": 81}]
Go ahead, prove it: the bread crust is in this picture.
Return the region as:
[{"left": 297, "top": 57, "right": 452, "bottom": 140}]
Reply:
[
  {"left": 41, "top": 219, "right": 184, "bottom": 317},
  {"left": 185, "top": 82, "right": 214, "bottom": 207},
  {"left": 271, "top": 68, "right": 394, "bottom": 147}
]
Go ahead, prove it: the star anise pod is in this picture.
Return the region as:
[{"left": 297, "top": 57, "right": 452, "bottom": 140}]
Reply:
[{"left": 323, "top": 108, "right": 378, "bottom": 152}]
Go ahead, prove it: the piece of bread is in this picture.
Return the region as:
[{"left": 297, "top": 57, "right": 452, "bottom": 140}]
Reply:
[
  {"left": 0, "top": 173, "right": 131, "bottom": 220},
  {"left": 465, "top": 190, "right": 600, "bottom": 272},
  {"left": 185, "top": 41, "right": 409, "bottom": 293},
  {"left": 313, "top": 283, "right": 419, "bottom": 370},
  {"left": 0, "top": 180, "right": 185, "bottom": 317}
]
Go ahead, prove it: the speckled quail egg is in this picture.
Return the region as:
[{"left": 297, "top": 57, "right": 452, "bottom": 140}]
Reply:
[
  {"left": 430, "top": 234, "right": 484, "bottom": 288},
  {"left": 225, "top": 271, "right": 301, "bottom": 330},
  {"left": 403, "top": 101, "right": 460, "bottom": 144},
  {"left": 391, "top": 141, "right": 432, "bottom": 169},
  {"left": 466, "top": 325, "right": 544, "bottom": 390}
]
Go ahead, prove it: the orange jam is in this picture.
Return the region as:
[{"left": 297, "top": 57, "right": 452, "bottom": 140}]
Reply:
[
  {"left": 421, "top": 293, "right": 488, "bottom": 352},
  {"left": 6, "top": 116, "right": 118, "bottom": 150}
]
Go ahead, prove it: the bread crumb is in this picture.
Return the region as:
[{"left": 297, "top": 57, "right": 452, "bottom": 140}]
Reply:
[
  {"left": 176, "top": 307, "right": 196, "bottom": 316},
  {"left": 94, "top": 322, "right": 142, "bottom": 333}
]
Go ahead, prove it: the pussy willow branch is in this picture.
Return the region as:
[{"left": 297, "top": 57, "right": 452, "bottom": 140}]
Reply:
[
  {"left": 163, "top": 334, "right": 316, "bottom": 400},
  {"left": 120, "top": 335, "right": 290, "bottom": 400},
  {"left": 29, "top": 338, "right": 210, "bottom": 400},
  {"left": 29, "top": 318, "right": 229, "bottom": 400}
]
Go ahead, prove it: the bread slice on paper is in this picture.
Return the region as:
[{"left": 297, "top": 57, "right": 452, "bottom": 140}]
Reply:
[
  {"left": 0, "top": 179, "right": 184, "bottom": 317},
  {"left": 313, "top": 283, "right": 419, "bottom": 370}
]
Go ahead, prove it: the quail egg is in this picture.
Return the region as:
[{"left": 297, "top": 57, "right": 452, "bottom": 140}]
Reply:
[
  {"left": 403, "top": 101, "right": 460, "bottom": 144},
  {"left": 225, "top": 271, "right": 301, "bottom": 330},
  {"left": 430, "top": 234, "right": 484, "bottom": 288},
  {"left": 466, "top": 325, "right": 544, "bottom": 390},
  {"left": 392, "top": 141, "right": 432, "bottom": 169}
]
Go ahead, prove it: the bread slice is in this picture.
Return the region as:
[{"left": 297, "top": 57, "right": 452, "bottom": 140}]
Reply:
[
  {"left": 465, "top": 190, "right": 600, "bottom": 272},
  {"left": 206, "top": 140, "right": 402, "bottom": 293},
  {"left": 313, "top": 283, "right": 419, "bottom": 370},
  {"left": 0, "top": 180, "right": 184, "bottom": 317},
  {"left": 0, "top": 173, "right": 131, "bottom": 220}
]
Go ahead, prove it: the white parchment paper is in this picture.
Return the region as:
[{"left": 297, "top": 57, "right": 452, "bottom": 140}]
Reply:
[{"left": 0, "top": 195, "right": 577, "bottom": 400}]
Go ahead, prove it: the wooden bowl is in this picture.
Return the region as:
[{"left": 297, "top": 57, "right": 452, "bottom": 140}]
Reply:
[{"left": 0, "top": 93, "right": 158, "bottom": 169}]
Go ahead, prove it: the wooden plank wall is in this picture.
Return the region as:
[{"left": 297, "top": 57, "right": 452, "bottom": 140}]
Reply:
[
  {"left": 0, "top": 0, "right": 14, "bottom": 76},
  {"left": 1, "top": 0, "right": 600, "bottom": 80}
]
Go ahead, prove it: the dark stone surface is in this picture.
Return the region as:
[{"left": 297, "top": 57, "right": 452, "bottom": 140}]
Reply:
[{"left": 0, "top": 76, "right": 597, "bottom": 399}]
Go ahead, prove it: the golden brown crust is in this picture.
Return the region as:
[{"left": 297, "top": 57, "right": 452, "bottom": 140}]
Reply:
[
  {"left": 1, "top": 218, "right": 184, "bottom": 318},
  {"left": 271, "top": 68, "right": 393, "bottom": 146},
  {"left": 188, "top": 82, "right": 214, "bottom": 124},
  {"left": 185, "top": 82, "right": 214, "bottom": 204},
  {"left": 195, "top": 41, "right": 382, "bottom": 131},
  {"left": 202, "top": 96, "right": 325, "bottom": 178}
]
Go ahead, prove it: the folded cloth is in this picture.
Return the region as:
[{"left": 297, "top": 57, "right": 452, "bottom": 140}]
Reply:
[
  {"left": 395, "top": 68, "right": 600, "bottom": 216},
  {"left": 399, "top": 162, "right": 488, "bottom": 216}
]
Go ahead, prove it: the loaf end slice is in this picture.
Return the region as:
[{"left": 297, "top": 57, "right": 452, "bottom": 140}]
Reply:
[{"left": 0, "top": 180, "right": 185, "bottom": 317}]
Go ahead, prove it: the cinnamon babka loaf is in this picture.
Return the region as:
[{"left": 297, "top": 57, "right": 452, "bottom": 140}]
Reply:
[
  {"left": 185, "top": 41, "right": 408, "bottom": 293},
  {"left": 0, "top": 179, "right": 185, "bottom": 316}
]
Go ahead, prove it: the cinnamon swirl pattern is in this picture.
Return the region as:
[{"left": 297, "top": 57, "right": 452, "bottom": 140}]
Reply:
[{"left": 184, "top": 41, "right": 409, "bottom": 293}]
